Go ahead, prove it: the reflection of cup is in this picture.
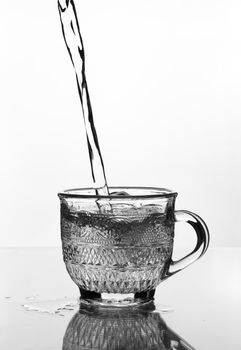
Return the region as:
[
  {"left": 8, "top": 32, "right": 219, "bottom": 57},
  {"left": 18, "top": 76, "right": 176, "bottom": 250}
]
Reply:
[
  {"left": 58, "top": 187, "right": 209, "bottom": 306},
  {"left": 62, "top": 302, "right": 196, "bottom": 350}
]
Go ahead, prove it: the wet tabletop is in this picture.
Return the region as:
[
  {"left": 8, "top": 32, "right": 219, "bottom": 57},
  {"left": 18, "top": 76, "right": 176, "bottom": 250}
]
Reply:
[{"left": 0, "top": 247, "right": 240, "bottom": 349}]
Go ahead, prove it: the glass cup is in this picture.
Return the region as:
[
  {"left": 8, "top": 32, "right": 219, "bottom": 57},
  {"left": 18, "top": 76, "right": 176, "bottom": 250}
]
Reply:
[{"left": 58, "top": 187, "right": 209, "bottom": 307}]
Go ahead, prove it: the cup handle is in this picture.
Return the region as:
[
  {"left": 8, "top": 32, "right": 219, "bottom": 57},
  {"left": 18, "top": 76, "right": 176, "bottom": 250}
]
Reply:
[{"left": 166, "top": 210, "right": 210, "bottom": 278}]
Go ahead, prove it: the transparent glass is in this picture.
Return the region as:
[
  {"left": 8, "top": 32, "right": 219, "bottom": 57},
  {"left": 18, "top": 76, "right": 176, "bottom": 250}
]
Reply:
[{"left": 58, "top": 187, "right": 209, "bottom": 307}]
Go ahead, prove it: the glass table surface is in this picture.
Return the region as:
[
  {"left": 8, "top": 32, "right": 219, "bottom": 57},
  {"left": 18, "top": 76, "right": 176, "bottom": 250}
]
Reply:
[{"left": 0, "top": 247, "right": 240, "bottom": 349}]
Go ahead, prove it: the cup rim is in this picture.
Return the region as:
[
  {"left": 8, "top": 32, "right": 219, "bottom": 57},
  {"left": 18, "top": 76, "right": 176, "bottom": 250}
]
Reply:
[{"left": 58, "top": 186, "right": 178, "bottom": 199}]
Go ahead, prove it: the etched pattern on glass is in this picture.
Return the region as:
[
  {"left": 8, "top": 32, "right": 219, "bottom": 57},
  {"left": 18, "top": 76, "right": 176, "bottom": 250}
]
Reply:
[{"left": 60, "top": 200, "right": 174, "bottom": 293}]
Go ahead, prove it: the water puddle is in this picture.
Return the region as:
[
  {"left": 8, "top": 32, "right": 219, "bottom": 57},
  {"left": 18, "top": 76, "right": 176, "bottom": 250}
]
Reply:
[
  {"left": 22, "top": 297, "right": 79, "bottom": 316},
  {"left": 154, "top": 303, "right": 174, "bottom": 313}
]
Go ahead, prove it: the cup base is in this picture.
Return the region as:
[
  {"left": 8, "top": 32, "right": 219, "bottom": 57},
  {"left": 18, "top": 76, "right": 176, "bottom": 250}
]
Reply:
[{"left": 79, "top": 288, "right": 155, "bottom": 308}]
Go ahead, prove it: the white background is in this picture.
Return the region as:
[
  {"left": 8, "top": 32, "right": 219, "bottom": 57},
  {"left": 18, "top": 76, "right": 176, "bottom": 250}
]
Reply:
[{"left": 1, "top": 0, "right": 241, "bottom": 247}]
